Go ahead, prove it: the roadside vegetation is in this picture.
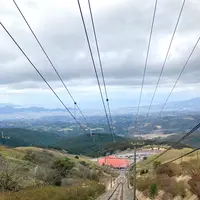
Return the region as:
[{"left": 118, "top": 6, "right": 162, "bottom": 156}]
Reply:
[
  {"left": 133, "top": 148, "right": 200, "bottom": 199},
  {"left": 0, "top": 146, "right": 111, "bottom": 200}
]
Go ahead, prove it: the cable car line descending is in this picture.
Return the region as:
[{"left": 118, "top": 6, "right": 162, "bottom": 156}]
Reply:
[
  {"left": 0, "top": 22, "right": 89, "bottom": 137},
  {"left": 148, "top": 36, "right": 200, "bottom": 134},
  {"left": 134, "top": 0, "right": 158, "bottom": 126},
  {"left": 161, "top": 147, "right": 200, "bottom": 166},
  {"left": 145, "top": 0, "right": 186, "bottom": 120},
  {"left": 87, "top": 0, "right": 115, "bottom": 136},
  {"left": 77, "top": 0, "right": 114, "bottom": 141},
  {"left": 13, "top": 0, "right": 90, "bottom": 128},
  {"left": 142, "top": 121, "right": 200, "bottom": 168},
  {"left": 156, "top": 36, "right": 200, "bottom": 120}
]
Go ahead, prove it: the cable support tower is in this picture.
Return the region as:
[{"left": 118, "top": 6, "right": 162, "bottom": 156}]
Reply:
[
  {"left": 0, "top": 22, "right": 89, "bottom": 136},
  {"left": 87, "top": 0, "right": 115, "bottom": 136},
  {"left": 76, "top": 0, "right": 114, "bottom": 141},
  {"left": 134, "top": 0, "right": 158, "bottom": 126},
  {"left": 161, "top": 147, "right": 200, "bottom": 166},
  {"left": 13, "top": 0, "right": 90, "bottom": 128},
  {"left": 145, "top": 0, "right": 186, "bottom": 120}
]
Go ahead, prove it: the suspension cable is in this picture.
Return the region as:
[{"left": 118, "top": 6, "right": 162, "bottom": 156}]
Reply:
[
  {"left": 13, "top": 0, "right": 90, "bottom": 128},
  {"left": 87, "top": 0, "right": 115, "bottom": 136},
  {"left": 145, "top": 0, "right": 186, "bottom": 120},
  {"left": 76, "top": 0, "right": 114, "bottom": 141},
  {"left": 0, "top": 22, "right": 89, "bottom": 136}
]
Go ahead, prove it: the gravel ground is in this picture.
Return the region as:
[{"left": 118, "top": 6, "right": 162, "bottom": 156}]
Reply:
[{"left": 96, "top": 175, "right": 134, "bottom": 200}]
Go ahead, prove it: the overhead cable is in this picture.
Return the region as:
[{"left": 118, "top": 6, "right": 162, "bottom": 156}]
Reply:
[
  {"left": 145, "top": 0, "right": 186, "bottom": 119},
  {"left": 88, "top": 0, "right": 114, "bottom": 135},
  {"left": 13, "top": 0, "right": 90, "bottom": 128},
  {"left": 135, "top": 0, "right": 158, "bottom": 125},
  {"left": 156, "top": 36, "right": 200, "bottom": 118},
  {"left": 143, "top": 121, "right": 200, "bottom": 167},
  {"left": 87, "top": 0, "right": 115, "bottom": 135},
  {"left": 76, "top": 0, "right": 114, "bottom": 140},
  {"left": 162, "top": 147, "right": 200, "bottom": 166},
  {"left": 0, "top": 22, "right": 89, "bottom": 136}
]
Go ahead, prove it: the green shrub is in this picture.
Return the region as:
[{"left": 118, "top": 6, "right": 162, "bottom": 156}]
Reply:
[
  {"left": 74, "top": 156, "right": 79, "bottom": 159},
  {"left": 156, "top": 163, "right": 181, "bottom": 177},
  {"left": 140, "top": 169, "right": 149, "bottom": 175},
  {"left": 51, "top": 158, "right": 74, "bottom": 177},
  {"left": 153, "top": 161, "right": 161, "bottom": 170},
  {"left": 136, "top": 177, "right": 157, "bottom": 192},
  {"left": 149, "top": 184, "right": 158, "bottom": 199},
  {"left": 80, "top": 160, "right": 88, "bottom": 167}
]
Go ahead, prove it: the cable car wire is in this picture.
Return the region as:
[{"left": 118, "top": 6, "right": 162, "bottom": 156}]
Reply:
[
  {"left": 77, "top": 0, "right": 114, "bottom": 140},
  {"left": 13, "top": 0, "right": 90, "bottom": 128},
  {"left": 145, "top": 0, "right": 186, "bottom": 120},
  {"left": 87, "top": 0, "right": 115, "bottom": 135},
  {"left": 0, "top": 22, "right": 89, "bottom": 136},
  {"left": 162, "top": 147, "right": 200, "bottom": 166},
  {"left": 156, "top": 36, "right": 200, "bottom": 119},
  {"left": 135, "top": 0, "right": 158, "bottom": 125},
  {"left": 143, "top": 121, "right": 200, "bottom": 168},
  {"left": 148, "top": 36, "right": 200, "bottom": 134}
]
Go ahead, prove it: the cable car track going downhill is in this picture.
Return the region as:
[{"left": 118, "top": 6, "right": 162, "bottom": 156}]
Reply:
[{"left": 107, "top": 177, "right": 125, "bottom": 200}]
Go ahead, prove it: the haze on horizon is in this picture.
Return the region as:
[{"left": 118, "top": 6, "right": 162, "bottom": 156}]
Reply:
[{"left": 0, "top": 0, "right": 200, "bottom": 111}]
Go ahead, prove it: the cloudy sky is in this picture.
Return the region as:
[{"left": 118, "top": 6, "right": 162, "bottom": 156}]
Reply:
[{"left": 0, "top": 0, "right": 200, "bottom": 112}]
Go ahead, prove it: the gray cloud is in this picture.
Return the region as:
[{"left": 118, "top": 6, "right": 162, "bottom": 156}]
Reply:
[{"left": 0, "top": 0, "right": 200, "bottom": 91}]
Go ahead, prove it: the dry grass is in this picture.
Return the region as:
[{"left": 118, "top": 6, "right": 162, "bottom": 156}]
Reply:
[{"left": 0, "top": 181, "right": 105, "bottom": 200}]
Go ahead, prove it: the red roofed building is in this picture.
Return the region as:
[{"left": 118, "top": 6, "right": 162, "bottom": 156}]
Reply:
[{"left": 98, "top": 156, "right": 130, "bottom": 169}]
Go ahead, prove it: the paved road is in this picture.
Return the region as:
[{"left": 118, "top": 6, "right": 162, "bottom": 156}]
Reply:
[{"left": 96, "top": 174, "right": 134, "bottom": 200}]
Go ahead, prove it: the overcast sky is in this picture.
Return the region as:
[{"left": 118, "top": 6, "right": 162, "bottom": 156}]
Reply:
[{"left": 0, "top": 0, "right": 200, "bottom": 112}]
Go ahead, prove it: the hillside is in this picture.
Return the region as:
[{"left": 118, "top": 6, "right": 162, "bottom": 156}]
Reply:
[
  {"left": 133, "top": 148, "right": 200, "bottom": 199},
  {"left": 0, "top": 128, "right": 128, "bottom": 157},
  {"left": 56, "top": 133, "right": 126, "bottom": 157},
  {"left": 0, "top": 128, "right": 62, "bottom": 147},
  {"left": 161, "top": 131, "right": 200, "bottom": 148},
  {"left": 0, "top": 145, "right": 117, "bottom": 200}
]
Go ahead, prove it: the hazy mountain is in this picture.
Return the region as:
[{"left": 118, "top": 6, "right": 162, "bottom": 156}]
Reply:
[
  {"left": 0, "top": 97, "right": 200, "bottom": 118},
  {"left": 0, "top": 106, "right": 67, "bottom": 114},
  {"left": 0, "top": 128, "right": 62, "bottom": 147}
]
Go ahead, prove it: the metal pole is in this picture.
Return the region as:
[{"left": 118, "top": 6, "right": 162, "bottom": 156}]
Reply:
[
  {"left": 133, "top": 146, "right": 136, "bottom": 200},
  {"left": 181, "top": 150, "right": 183, "bottom": 163}
]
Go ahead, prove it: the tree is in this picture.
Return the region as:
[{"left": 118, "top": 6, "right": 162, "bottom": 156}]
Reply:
[
  {"left": 0, "top": 159, "right": 20, "bottom": 191},
  {"left": 51, "top": 158, "right": 75, "bottom": 177},
  {"left": 153, "top": 161, "right": 161, "bottom": 170},
  {"left": 35, "top": 167, "right": 62, "bottom": 186},
  {"left": 23, "top": 150, "right": 36, "bottom": 162}
]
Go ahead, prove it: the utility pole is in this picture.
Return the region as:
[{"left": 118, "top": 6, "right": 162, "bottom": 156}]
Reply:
[{"left": 133, "top": 145, "right": 136, "bottom": 200}]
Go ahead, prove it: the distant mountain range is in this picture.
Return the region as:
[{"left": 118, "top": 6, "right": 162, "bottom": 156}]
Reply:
[
  {"left": 0, "top": 105, "right": 67, "bottom": 114},
  {"left": 0, "top": 97, "right": 200, "bottom": 117},
  {"left": 116, "top": 97, "right": 200, "bottom": 114}
]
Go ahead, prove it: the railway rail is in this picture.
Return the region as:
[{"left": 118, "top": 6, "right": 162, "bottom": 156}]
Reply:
[{"left": 107, "top": 177, "right": 125, "bottom": 200}]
